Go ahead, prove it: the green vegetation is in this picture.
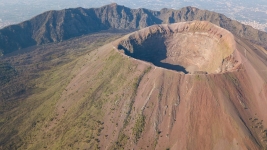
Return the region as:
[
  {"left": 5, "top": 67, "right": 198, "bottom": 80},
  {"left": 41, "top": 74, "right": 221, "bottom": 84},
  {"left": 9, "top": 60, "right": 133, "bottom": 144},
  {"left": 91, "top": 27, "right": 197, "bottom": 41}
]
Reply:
[
  {"left": 0, "top": 32, "right": 132, "bottom": 150},
  {"left": 133, "top": 114, "right": 146, "bottom": 143},
  {"left": 111, "top": 132, "right": 129, "bottom": 150},
  {"left": 144, "top": 66, "right": 152, "bottom": 74},
  {"left": 0, "top": 63, "right": 17, "bottom": 86},
  {"left": 0, "top": 64, "right": 21, "bottom": 112},
  {"left": 224, "top": 73, "right": 239, "bottom": 86},
  {"left": 194, "top": 74, "right": 202, "bottom": 81},
  {"left": 133, "top": 66, "right": 152, "bottom": 94}
]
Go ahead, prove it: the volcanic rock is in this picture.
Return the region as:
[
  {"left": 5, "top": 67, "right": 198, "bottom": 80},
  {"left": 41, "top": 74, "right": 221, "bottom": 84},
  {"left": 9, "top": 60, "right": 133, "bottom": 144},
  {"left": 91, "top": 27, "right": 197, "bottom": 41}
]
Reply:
[{"left": 117, "top": 21, "right": 241, "bottom": 74}]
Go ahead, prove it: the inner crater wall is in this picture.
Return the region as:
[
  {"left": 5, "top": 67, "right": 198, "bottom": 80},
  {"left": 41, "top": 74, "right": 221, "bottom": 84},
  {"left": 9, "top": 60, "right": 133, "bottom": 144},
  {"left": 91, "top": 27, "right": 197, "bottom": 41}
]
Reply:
[{"left": 117, "top": 21, "right": 239, "bottom": 74}]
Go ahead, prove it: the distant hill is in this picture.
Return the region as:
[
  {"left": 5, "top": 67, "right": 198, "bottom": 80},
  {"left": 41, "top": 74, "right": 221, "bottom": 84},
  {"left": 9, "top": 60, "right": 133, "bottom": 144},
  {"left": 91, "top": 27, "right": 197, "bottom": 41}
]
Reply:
[{"left": 0, "top": 3, "right": 266, "bottom": 55}]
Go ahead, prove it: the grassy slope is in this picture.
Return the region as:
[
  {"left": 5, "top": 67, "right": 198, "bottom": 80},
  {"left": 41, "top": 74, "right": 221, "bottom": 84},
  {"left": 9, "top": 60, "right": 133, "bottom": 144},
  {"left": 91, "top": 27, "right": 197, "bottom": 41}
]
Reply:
[{"left": 0, "top": 32, "right": 143, "bottom": 149}]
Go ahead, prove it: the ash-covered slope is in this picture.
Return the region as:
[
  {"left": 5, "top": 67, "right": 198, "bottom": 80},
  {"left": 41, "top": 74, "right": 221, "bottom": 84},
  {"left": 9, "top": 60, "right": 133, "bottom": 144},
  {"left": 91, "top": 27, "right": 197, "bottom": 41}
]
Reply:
[
  {"left": 102, "top": 21, "right": 267, "bottom": 149},
  {"left": 0, "top": 3, "right": 267, "bottom": 55}
]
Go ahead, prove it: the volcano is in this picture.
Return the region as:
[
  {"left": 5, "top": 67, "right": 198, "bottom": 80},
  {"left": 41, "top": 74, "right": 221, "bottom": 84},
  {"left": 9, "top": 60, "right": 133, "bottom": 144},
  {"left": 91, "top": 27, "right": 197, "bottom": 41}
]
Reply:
[
  {"left": 1, "top": 5, "right": 267, "bottom": 150},
  {"left": 117, "top": 21, "right": 240, "bottom": 74},
  {"left": 86, "top": 21, "right": 267, "bottom": 149}
]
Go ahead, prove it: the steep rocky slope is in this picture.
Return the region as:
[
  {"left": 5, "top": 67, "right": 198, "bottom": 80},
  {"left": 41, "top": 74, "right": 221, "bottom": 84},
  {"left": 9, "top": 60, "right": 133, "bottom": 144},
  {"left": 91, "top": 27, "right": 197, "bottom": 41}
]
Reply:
[
  {"left": 0, "top": 3, "right": 267, "bottom": 55},
  {"left": 117, "top": 21, "right": 240, "bottom": 74},
  {"left": 1, "top": 21, "right": 266, "bottom": 150}
]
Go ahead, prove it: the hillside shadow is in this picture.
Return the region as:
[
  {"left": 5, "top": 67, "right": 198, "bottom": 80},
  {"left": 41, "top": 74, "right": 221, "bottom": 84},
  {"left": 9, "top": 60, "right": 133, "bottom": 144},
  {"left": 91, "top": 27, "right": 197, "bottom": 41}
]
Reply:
[
  {"left": 153, "top": 61, "right": 188, "bottom": 73},
  {"left": 118, "top": 40, "right": 188, "bottom": 74}
]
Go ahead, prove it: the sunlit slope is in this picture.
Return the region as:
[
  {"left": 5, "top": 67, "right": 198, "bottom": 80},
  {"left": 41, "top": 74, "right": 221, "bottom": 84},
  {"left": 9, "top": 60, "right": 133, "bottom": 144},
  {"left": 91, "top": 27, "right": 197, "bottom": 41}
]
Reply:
[{"left": 1, "top": 22, "right": 267, "bottom": 150}]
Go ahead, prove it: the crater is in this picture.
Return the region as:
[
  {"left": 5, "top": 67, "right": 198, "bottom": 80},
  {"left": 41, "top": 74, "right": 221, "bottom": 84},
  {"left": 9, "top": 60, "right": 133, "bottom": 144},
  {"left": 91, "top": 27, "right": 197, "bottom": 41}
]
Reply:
[{"left": 117, "top": 21, "right": 240, "bottom": 74}]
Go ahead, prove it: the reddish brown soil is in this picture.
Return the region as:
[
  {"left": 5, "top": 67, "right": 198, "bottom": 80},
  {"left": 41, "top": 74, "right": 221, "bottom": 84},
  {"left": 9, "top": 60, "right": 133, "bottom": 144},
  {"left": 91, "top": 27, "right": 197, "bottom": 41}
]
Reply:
[{"left": 69, "top": 21, "right": 267, "bottom": 149}]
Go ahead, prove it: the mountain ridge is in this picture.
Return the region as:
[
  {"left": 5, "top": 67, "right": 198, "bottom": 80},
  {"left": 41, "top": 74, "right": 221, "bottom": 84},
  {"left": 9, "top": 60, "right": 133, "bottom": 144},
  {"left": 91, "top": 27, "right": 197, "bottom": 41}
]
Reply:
[{"left": 0, "top": 3, "right": 266, "bottom": 55}]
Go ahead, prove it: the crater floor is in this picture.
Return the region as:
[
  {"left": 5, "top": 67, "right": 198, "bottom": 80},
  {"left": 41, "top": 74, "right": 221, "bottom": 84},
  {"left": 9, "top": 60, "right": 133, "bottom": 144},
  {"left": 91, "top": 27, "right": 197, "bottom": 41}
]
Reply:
[{"left": 117, "top": 21, "right": 241, "bottom": 74}]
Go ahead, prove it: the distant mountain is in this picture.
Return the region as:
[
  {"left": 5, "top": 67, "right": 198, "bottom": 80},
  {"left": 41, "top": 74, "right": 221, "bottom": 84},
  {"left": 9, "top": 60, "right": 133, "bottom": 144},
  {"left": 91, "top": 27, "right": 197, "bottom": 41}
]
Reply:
[{"left": 0, "top": 3, "right": 266, "bottom": 55}]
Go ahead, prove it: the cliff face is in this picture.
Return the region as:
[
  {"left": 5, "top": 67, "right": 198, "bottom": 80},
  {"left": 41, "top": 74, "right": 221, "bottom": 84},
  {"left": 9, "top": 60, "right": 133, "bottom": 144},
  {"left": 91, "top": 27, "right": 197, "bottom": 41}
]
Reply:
[{"left": 0, "top": 3, "right": 266, "bottom": 55}]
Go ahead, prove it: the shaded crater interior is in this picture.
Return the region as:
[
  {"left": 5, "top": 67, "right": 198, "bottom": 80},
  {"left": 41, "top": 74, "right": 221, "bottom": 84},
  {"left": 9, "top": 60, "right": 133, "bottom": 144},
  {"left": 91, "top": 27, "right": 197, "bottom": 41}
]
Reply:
[{"left": 117, "top": 21, "right": 239, "bottom": 74}]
